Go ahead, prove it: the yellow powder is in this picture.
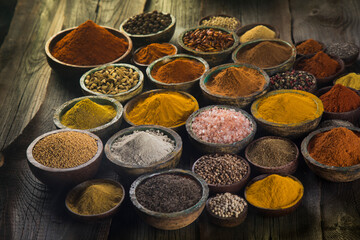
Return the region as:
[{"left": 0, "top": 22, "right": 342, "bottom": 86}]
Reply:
[
  {"left": 335, "top": 73, "right": 360, "bottom": 90},
  {"left": 240, "top": 25, "right": 276, "bottom": 43}
]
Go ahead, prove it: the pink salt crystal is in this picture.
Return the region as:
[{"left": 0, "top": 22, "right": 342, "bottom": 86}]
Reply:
[{"left": 191, "top": 107, "right": 253, "bottom": 144}]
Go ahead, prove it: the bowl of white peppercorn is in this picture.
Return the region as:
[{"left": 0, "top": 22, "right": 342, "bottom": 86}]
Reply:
[
  {"left": 206, "top": 192, "right": 248, "bottom": 227},
  {"left": 80, "top": 64, "right": 144, "bottom": 103}
]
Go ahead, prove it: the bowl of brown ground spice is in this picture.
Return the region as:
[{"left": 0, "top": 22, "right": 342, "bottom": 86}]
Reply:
[{"left": 26, "top": 129, "right": 103, "bottom": 186}]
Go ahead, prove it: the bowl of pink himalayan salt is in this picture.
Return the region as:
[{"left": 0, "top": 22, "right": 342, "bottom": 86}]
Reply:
[{"left": 185, "top": 105, "right": 256, "bottom": 154}]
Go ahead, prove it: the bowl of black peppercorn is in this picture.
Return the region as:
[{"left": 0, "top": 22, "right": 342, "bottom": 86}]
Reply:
[{"left": 119, "top": 11, "right": 176, "bottom": 47}]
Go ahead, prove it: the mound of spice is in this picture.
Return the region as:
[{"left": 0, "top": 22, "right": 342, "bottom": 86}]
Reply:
[
  {"left": 239, "top": 25, "right": 276, "bottom": 43},
  {"left": 297, "top": 51, "right": 339, "bottom": 79},
  {"left": 246, "top": 174, "right": 303, "bottom": 209},
  {"left": 85, "top": 66, "right": 139, "bottom": 95},
  {"left": 123, "top": 11, "right": 172, "bottom": 35},
  {"left": 61, "top": 98, "right": 116, "bottom": 130},
  {"left": 135, "top": 174, "right": 202, "bottom": 213},
  {"left": 32, "top": 131, "right": 98, "bottom": 168},
  {"left": 246, "top": 138, "right": 297, "bottom": 167},
  {"left": 308, "top": 127, "right": 360, "bottom": 167},
  {"left": 326, "top": 42, "right": 359, "bottom": 62},
  {"left": 236, "top": 41, "right": 292, "bottom": 68},
  {"left": 127, "top": 92, "right": 198, "bottom": 128},
  {"left": 151, "top": 58, "right": 205, "bottom": 83},
  {"left": 67, "top": 182, "right": 123, "bottom": 215},
  {"left": 205, "top": 66, "right": 266, "bottom": 97},
  {"left": 191, "top": 107, "right": 252, "bottom": 144},
  {"left": 51, "top": 20, "right": 128, "bottom": 66},
  {"left": 208, "top": 193, "right": 247, "bottom": 218},
  {"left": 319, "top": 84, "right": 360, "bottom": 113},
  {"left": 296, "top": 39, "right": 323, "bottom": 55},
  {"left": 133, "top": 43, "right": 176, "bottom": 65},
  {"left": 194, "top": 154, "right": 248, "bottom": 185},
  {"left": 201, "top": 16, "right": 240, "bottom": 31},
  {"left": 270, "top": 70, "right": 316, "bottom": 91},
  {"left": 183, "top": 28, "right": 235, "bottom": 52},
  {"left": 256, "top": 91, "right": 322, "bottom": 124},
  {"left": 110, "top": 130, "right": 175, "bottom": 166},
  {"left": 335, "top": 73, "right": 360, "bottom": 90}
]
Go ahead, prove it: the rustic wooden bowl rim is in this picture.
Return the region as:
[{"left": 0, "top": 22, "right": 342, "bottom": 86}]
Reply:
[
  {"left": 26, "top": 129, "right": 103, "bottom": 172},
  {"left": 205, "top": 195, "right": 248, "bottom": 221},
  {"left": 105, "top": 125, "right": 182, "bottom": 169},
  {"left": 132, "top": 43, "right": 178, "bottom": 67},
  {"left": 129, "top": 169, "right": 209, "bottom": 218},
  {"left": 198, "top": 14, "right": 241, "bottom": 31},
  {"left": 186, "top": 105, "right": 257, "bottom": 147},
  {"left": 119, "top": 13, "right": 176, "bottom": 37},
  {"left": 53, "top": 95, "right": 123, "bottom": 132},
  {"left": 45, "top": 26, "right": 132, "bottom": 68}
]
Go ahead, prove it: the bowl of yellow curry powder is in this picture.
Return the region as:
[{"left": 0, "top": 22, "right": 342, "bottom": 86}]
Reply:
[
  {"left": 251, "top": 90, "right": 323, "bottom": 138},
  {"left": 53, "top": 96, "right": 123, "bottom": 140}
]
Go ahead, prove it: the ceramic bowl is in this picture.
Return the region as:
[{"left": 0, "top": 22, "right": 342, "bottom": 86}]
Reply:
[
  {"left": 198, "top": 14, "right": 241, "bottom": 32},
  {"left": 65, "top": 179, "right": 125, "bottom": 221},
  {"left": 53, "top": 96, "right": 123, "bottom": 140},
  {"left": 205, "top": 196, "right": 248, "bottom": 227},
  {"left": 293, "top": 55, "right": 345, "bottom": 85},
  {"left": 301, "top": 126, "right": 360, "bottom": 182},
  {"left": 123, "top": 89, "right": 199, "bottom": 132},
  {"left": 177, "top": 26, "right": 239, "bottom": 66},
  {"left": 251, "top": 89, "right": 323, "bottom": 138},
  {"left": 119, "top": 13, "right": 176, "bottom": 47},
  {"left": 26, "top": 129, "right": 103, "bottom": 186},
  {"left": 295, "top": 40, "right": 326, "bottom": 57},
  {"left": 245, "top": 136, "right": 299, "bottom": 175},
  {"left": 200, "top": 63, "right": 269, "bottom": 108},
  {"left": 147, "top": 54, "right": 209, "bottom": 93},
  {"left": 269, "top": 70, "right": 317, "bottom": 94},
  {"left": 236, "top": 23, "right": 280, "bottom": 43},
  {"left": 105, "top": 125, "right": 182, "bottom": 177},
  {"left": 232, "top": 39, "right": 296, "bottom": 76},
  {"left": 192, "top": 154, "right": 251, "bottom": 193},
  {"left": 45, "top": 26, "right": 132, "bottom": 78},
  {"left": 186, "top": 105, "right": 257, "bottom": 154},
  {"left": 316, "top": 86, "right": 360, "bottom": 125},
  {"left": 79, "top": 63, "right": 144, "bottom": 103},
  {"left": 244, "top": 174, "right": 303, "bottom": 216},
  {"left": 129, "top": 169, "right": 209, "bottom": 230}
]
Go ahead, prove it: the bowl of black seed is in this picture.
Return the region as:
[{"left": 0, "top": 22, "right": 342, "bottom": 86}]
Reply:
[
  {"left": 129, "top": 169, "right": 209, "bottom": 230},
  {"left": 326, "top": 42, "right": 359, "bottom": 67},
  {"left": 192, "top": 153, "right": 251, "bottom": 193},
  {"left": 119, "top": 11, "right": 176, "bottom": 47},
  {"left": 206, "top": 192, "right": 248, "bottom": 227}
]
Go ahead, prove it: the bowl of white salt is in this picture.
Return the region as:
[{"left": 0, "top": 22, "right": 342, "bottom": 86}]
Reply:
[{"left": 105, "top": 125, "right": 183, "bottom": 176}]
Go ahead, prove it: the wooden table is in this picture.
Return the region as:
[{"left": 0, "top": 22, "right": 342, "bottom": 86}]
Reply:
[{"left": 1, "top": 0, "right": 360, "bottom": 239}]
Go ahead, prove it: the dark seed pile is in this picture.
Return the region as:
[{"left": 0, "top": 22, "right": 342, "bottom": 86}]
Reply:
[
  {"left": 136, "top": 174, "right": 202, "bottom": 213},
  {"left": 123, "top": 11, "right": 172, "bottom": 35},
  {"left": 326, "top": 42, "right": 359, "bottom": 59},
  {"left": 270, "top": 70, "right": 316, "bottom": 91}
]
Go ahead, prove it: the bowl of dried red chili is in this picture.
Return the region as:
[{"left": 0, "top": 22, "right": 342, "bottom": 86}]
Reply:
[{"left": 177, "top": 26, "right": 239, "bottom": 67}]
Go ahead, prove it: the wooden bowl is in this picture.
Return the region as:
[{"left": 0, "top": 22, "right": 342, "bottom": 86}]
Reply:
[
  {"left": 26, "top": 129, "right": 103, "bottom": 186},
  {"left": 129, "top": 169, "right": 209, "bottom": 230},
  {"left": 326, "top": 42, "right": 359, "bottom": 67},
  {"left": 295, "top": 40, "right": 326, "bottom": 57},
  {"left": 316, "top": 86, "right": 360, "bottom": 125},
  {"left": 200, "top": 63, "right": 269, "bottom": 108},
  {"left": 45, "top": 26, "right": 132, "bottom": 78},
  {"left": 251, "top": 90, "right": 323, "bottom": 138},
  {"left": 205, "top": 196, "right": 248, "bottom": 227},
  {"left": 236, "top": 23, "right": 280, "bottom": 43},
  {"left": 119, "top": 13, "right": 176, "bottom": 47},
  {"left": 105, "top": 125, "right": 182, "bottom": 177},
  {"left": 123, "top": 89, "right": 199, "bottom": 132},
  {"left": 147, "top": 54, "right": 209, "bottom": 93},
  {"left": 186, "top": 105, "right": 257, "bottom": 154},
  {"left": 79, "top": 63, "right": 144, "bottom": 103},
  {"left": 244, "top": 174, "right": 303, "bottom": 216},
  {"left": 53, "top": 96, "right": 123, "bottom": 140},
  {"left": 301, "top": 126, "right": 360, "bottom": 182},
  {"left": 192, "top": 154, "right": 251, "bottom": 193},
  {"left": 198, "top": 14, "right": 241, "bottom": 32},
  {"left": 232, "top": 39, "right": 296, "bottom": 76},
  {"left": 177, "top": 26, "right": 239, "bottom": 67},
  {"left": 245, "top": 136, "right": 299, "bottom": 175},
  {"left": 269, "top": 70, "right": 317, "bottom": 94},
  {"left": 333, "top": 73, "right": 360, "bottom": 92},
  {"left": 293, "top": 55, "right": 345, "bottom": 85},
  {"left": 65, "top": 179, "right": 125, "bottom": 221}
]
